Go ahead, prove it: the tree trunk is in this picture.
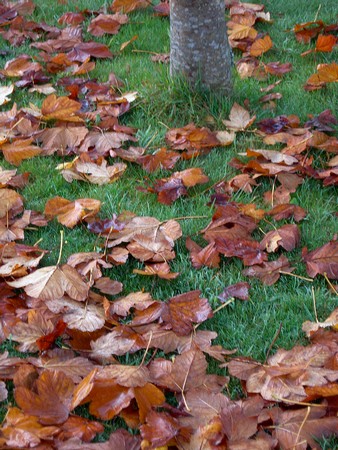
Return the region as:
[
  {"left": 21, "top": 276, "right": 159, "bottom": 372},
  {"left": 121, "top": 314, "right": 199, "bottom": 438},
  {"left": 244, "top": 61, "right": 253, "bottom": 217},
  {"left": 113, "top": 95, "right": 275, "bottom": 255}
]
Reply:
[{"left": 170, "top": 0, "right": 232, "bottom": 94}]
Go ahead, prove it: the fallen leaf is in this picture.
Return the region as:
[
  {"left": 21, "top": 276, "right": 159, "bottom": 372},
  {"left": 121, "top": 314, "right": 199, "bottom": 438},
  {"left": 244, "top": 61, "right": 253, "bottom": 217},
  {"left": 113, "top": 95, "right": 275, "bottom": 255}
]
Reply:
[
  {"left": 302, "top": 240, "right": 338, "bottom": 279},
  {"left": 250, "top": 35, "right": 273, "bottom": 56},
  {"left": 223, "top": 103, "right": 256, "bottom": 131}
]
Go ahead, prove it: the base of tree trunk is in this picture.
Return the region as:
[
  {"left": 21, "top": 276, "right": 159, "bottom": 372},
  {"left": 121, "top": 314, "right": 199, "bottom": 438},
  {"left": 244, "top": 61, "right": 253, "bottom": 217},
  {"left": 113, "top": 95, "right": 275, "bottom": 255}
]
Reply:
[{"left": 170, "top": 0, "right": 232, "bottom": 95}]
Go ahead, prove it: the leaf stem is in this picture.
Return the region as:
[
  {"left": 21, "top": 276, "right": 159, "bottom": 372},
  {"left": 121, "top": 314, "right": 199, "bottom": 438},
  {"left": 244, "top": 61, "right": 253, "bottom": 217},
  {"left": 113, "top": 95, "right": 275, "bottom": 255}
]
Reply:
[
  {"left": 279, "top": 270, "right": 313, "bottom": 282},
  {"left": 57, "top": 230, "right": 64, "bottom": 266}
]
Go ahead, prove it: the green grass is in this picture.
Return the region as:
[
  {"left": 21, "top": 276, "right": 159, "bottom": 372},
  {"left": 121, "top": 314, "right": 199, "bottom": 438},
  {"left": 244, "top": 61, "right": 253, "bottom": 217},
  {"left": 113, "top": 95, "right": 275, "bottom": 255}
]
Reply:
[{"left": 0, "top": 0, "right": 337, "bottom": 444}]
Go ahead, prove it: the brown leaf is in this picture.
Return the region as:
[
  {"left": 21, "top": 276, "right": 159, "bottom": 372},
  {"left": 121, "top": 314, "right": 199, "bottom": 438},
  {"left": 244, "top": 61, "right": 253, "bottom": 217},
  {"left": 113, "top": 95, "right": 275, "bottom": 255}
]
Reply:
[
  {"left": 223, "top": 103, "right": 256, "bottom": 131},
  {"left": 88, "top": 13, "right": 128, "bottom": 37},
  {"left": 0, "top": 55, "right": 42, "bottom": 77},
  {"left": 273, "top": 407, "right": 338, "bottom": 450},
  {"left": 302, "top": 240, "right": 338, "bottom": 279},
  {"left": 268, "top": 203, "right": 307, "bottom": 222},
  {"left": 0, "top": 188, "right": 23, "bottom": 219},
  {"left": 302, "top": 308, "right": 338, "bottom": 337},
  {"left": 242, "top": 255, "right": 295, "bottom": 285},
  {"left": 133, "top": 261, "right": 180, "bottom": 279},
  {"left": 7, "top": 264, "right": 89, "bottom": 301},
  {"left": 163, "top": 290, "right": 213, "bottom": 335},
  {"left": 38, "top": 126, "right": 88, "bottom": 155},
  {"left": 44, "top": 196, "right": 101, "bottom": 228},
  {"left": 140, "top": 410, "right": 183, "bottom": 448},
  {"left": 186, "top": 237, "right": 220, "bottom": 269},
  {"left": 46, "top": 297, "right": 105, "bottom": 331},
  {"left": 137, "top": 147, "right": 180, "bottom": 173},
  {"left": 166, "top": 123, "right": 221, "bottom": 151},
  {"left": 260, "top": 224, "right": 300, "bottom": 253},
  {"left": 306, "top": 62, "right": 338, "bottom": 87},
  {"left": 15, "top": 370, "right": 74, "bottom": 425},
  {"left": 218, "top": 282, "right": 250, "bottom": 302},
  {"left": 149, "top": 349, "right": 208, "bottom": 392},
  {"left": 58, "top": 415, "right": 104, "bottom": 442},
  {"left": 58, "top": 154, "right": 127, "bottom": 185},
  {"left": 215, "top": 237, "right": 268, "bottom": 266},
  {"left": 94, "top": 277, "right": 123, "bottom": 295}
]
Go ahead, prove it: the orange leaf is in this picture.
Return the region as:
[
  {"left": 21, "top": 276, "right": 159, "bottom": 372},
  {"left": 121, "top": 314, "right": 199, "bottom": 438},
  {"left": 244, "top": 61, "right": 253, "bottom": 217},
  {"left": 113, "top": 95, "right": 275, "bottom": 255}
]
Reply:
[
  {"left": 315, "top": 34, "right": 337, "bottom": 52},
  {"left": 250, "top": 35, "right": 273, "bottom": 56},
  {"left": 1, "top": 138, "right": 42, "bottom": 166},
  {"left": 307, "top": 63, "right": 338, "bottom": 85},
  {"left": 41, "top": 94, "right": 82, "bottom": 121},
  {"left": 111, "top": 0, "right": 149, "bottom": 13}
]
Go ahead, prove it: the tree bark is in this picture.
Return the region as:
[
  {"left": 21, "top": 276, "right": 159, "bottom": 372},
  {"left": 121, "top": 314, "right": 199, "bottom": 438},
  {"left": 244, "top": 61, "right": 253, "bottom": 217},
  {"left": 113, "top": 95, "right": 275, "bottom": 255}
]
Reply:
[{"left": 170, "top": 0, "right": 232, "bottom": 94}]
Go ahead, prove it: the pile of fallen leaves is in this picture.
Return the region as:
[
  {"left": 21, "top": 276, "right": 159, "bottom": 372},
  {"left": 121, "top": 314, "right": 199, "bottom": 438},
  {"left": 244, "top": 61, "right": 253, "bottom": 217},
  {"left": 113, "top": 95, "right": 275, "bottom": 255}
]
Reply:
[{"left": 0, "top": 0, "right": 337, "bottom": 448}]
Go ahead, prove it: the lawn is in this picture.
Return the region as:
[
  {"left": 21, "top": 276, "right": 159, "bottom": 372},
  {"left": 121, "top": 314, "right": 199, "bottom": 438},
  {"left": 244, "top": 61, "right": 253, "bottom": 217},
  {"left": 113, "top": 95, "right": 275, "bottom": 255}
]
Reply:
[{"left": 0, "top": 0, "right": 337, "bottom": 448}]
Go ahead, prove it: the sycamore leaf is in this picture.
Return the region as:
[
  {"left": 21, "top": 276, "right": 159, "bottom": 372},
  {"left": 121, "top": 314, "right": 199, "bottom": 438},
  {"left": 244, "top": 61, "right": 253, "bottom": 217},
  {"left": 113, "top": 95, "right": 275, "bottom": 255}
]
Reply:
[
  {"left": 111, "top": 0, "right": 149, "bottom": 13},
  {"left": 15, "top": 370, "right": 74, "bottom": 425},
  {"left": 0, "top": 56, "right": 42, "bottom": 77},
  {"left": 223, "top": 103, "right": 256, "bottom": 131},
  {"left": 250, "top": 35, "right": 273, "bottom": 56},
  {"left": 302, "top": 308, "right": 338, "bottom": 337},
  {"left": 88, "top": 13, "right": 128, "bottom": 37},
  {"left": 11, "top": 310, "right": 54, "bottom": 353},
  {"left": 302, "top": 240, "right": 338, "bottom": 279},
  {"left": 44, "top": 196, "right": 101, "bottom": 228},
  {"left": 7, "top": 264, "right": 89, "bottom": 301},
  {"left": 315, "top": 34, "right": 337, "bottom": 52},
  {"left": 273, "top": 407, "right": 338, "bottom": 450},
  {"left": 1, "top": 138, "right": 42, "bottom": 166},
  {"left": 0, "top": 84, "right": 14, "bottom": 106},
  {"left": 133, "top": 261, "right": 180, "bottom": 279},
  {"left": 162, "top": 290, "right": 213, "bottom": 336},
  {"left": 218, "top": 282, "right": 250, "bottom": 302},
  {"left": 260, "top": 224, "right": 300, "bottom": 253},
  {"left": 41, "top": 94, "right": 82, "bottom": 121},
  {"left": 46, "top": 297, "right": 105, "bottom": 331},
  {"left": 0, "top": 407, "right": 59, "bottom": 448},
  {"left": 186, "top": 237, "right": 220, "bottom": 269},
  {"left": 268, "top": 203, "right": 307, "bottom": 222},
  {"left": 137, "top": 147, "right": 181, "bottom": 173},
  {"left": 149, "top": 349, "right": 208, "bottom": 393},
  {"left": 306, "top": 63, "right": 338, "bottom": 86},
  {"left": 243, "top": 255, "right": 295, "bottom": 285},
  {"left": 58, "top": 415, "right": 104, "bottom": 442},
  {"left": 0, "top": 188, "right": 23, "bottom": 219},
  {"left": 140, "top": 411, "right": 182, "bottom": 448}
]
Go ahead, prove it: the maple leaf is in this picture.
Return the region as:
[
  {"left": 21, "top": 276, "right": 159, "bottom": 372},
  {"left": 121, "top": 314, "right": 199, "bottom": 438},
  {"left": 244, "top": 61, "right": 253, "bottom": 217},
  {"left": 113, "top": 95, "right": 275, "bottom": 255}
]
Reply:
[
  {"left": 0, "top": 55, "right": 42, "bottom": 77},
  {"left": 222, "top": 103, "right": 256, "bottom": 131},
  {"left": 44, "top": 196, "right": 101, "bottom": 228},
  {"left": 242, "top": 255, "right": 295, "bottom": 285},
  {"left": 149, "top": 349, "right": 209, "bottom": 393},
  {"left": 302, "top": 240, "right": 338, "bottom": 279},
  {"left": 166, "top": 123, "right": 221, "bottom": 151},
  {"left": 15, "top": 370, "right": 74, "bottom": 425},
  {"left": 7, "top": 264, "right": 89, "bottom": 300}
]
